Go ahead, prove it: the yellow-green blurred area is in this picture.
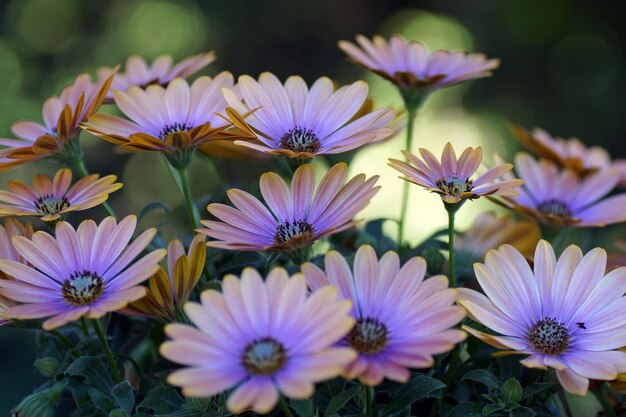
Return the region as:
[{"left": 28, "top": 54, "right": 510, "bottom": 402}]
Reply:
[{"left": 0, "top": 0, "right": 624, "bottom": 414}]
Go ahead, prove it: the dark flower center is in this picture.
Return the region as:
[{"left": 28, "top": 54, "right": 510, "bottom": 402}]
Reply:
[
  {"left": 274, "top": 220, "right": 314, "bottom": 245},
  {"left": 159, "top": 122, "right": 194, "bottom": 139},
  {"left": 347, "top": 317, "right": 389, "bottom": 355},
  {"left": 537, "top": 199, "right": 572, "bottom": 218},
  {"left": 280, "top": 126, "right": 321, "bottom": 153},
  {"left": 62, "top": 271, "right": 104, "bottom": 305},
  {"left": 528, "top": 317, "right": 570, "bottom": 355},
  {"left": 435, "top": 176, "right": 473, "bottom": 196},
  {"left": 242, "top": 337, "right": 286, "bottom": 375},
  {"left": 35, "top": 195, "right": 70, "bottom": 215}
]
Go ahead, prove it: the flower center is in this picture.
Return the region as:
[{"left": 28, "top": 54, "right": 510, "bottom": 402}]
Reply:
[
  {"left": 347, "top": 317, "right": 389, "bottom": 355},
  {"left": 274, "top": 220, "right": 314, "bottom": 245},
  {"left": 435, "top": 176, "right": 473, "bottom": 196},
  {"left": 62, "top": 271, "right": 104, "bottom": 305},
  {"left": 35, "top": 195, "right": 70, "bottom": 215},
  {"left": 242, "top": 338, "right": 286, "bottom": 375},
  {"left": 159, "top": 122, "right": 194, "bottom": 139},
  {"left": 279, "top": 127, "right": 321, "bottom": 153},
  {"left": 537, "top": 199, "right": 572, "bottom": 218},
  {"left": 528, "top": 317, "right": 570, "bottom": 355}
]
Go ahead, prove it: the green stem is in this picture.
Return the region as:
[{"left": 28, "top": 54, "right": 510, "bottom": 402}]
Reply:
[
  {"left": 557, "top": 390, "right": 573, "bottom": 417},
  {"left": 91, "top": 319, "right": 123, "bottom": 384},
  {"left": 73, "top": 158, "right": 117, "bottom": 219},
  {"left": 279, "top": 396, "right": 295, "bottom": 417},
  {"left": 446, "top": 205, "right": 458, "bottom": 288},
  {"left": 49, "top": 329, "right": 80, "bottom": 356},
  {"left": 594, "top": 384, "right": 617, "bottom": 417},
  {"left": 397, "top": 105, "right": 417, "bottom": 247},
  {"left": 363, "top": 384, "right": 374, "bottom": 417},
  {"left": 174, "top": 166, "right": 201, "bottom": 230},
  {"left": 79, "top": 317, "right": 89, "bottom": 336}
]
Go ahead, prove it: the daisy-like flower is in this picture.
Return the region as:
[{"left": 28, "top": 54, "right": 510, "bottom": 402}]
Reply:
[
  {"left": 0, "top": 218, "right": 34, "bottom": 277},
  {"left": 338, "top": 34, "right": 499, "bottom": 93},
  {"left": 0, "top": 72, "right": 115, "bottom": 171},
  {"left": 98, "top": 52, "right": 216, "bottom": 98},
  {"left": 511, "top": 125, "right": 626, "bottom": 179},
  {"left": 125, "top": 235, "right": 205, "bottom": 321},
  {"left": 82, "top": 73, "right": 254, "bottom": 169},
  {"left": 222, "top": 72, "right": 395, "bottom": 160},
  {"left": 301, "top": 245, "right": 466, "bottom": 385},
  {"left": 0, "top": 215, "right": 166, "bottom": 330},
  {"left": 0, "top": 218, "right": 33, "bottom": 324},
  {"left": 455, "top": 212, "right": 540, "bottom": 260},
  {"left": 199, "top": 163, "right": 380, "bottom": 261},
  {"left": 160, "top": 267, "right": 356, "bottom": 414},
  {"left": 388, "top": 142, "right": 523, "bottom": 204},
  {"left": 494, "top": 153, "right": 626, "bottom": 227},
  {"left": 458, "top": 240, "right": 626, "bottom": 395},
  {"left": 0, "top": 168, "right": 122, "bottom": 222}
]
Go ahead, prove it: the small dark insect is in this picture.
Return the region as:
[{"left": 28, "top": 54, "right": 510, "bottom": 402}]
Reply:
[{"left": 576, "top": 322, "right": 586, "bottom": 329}]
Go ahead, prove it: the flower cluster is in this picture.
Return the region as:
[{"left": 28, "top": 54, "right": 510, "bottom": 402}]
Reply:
[{"left": 0, "top": 30, "right": 624, "bottom": 417}]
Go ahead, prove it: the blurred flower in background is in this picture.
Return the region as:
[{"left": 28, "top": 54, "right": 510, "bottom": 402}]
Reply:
[
  {"left": 99, "top": 51, "right": 216, "bottom": 98},
  {"left": 455, "top": 211, "right": 540, "bottom": 260}
]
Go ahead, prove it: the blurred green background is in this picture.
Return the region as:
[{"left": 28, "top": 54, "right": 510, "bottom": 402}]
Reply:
[{"left": 0, "top": 0, "right": 624, "bottom": 413}]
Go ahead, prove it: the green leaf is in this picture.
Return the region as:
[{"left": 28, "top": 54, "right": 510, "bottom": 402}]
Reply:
[
  {"left": 65, "top": 356, "right": 114, "bottom": 393},
  {"left": 109, "top": 409, "right": 129, "bottom": 417},
  {"left": 34, "top": 357, "right": 61, "bottom": 378},
  {"left": 522, "top": 382, "right": 557, "bottom": 399},
  {"left": 501, "top": 378, "right": 523, "bottom": 403},
  {"left": 510, "top": 407, "right": 537, "bottom": 417},
  {"left": 88, "top": 387, "right": 116, "bottom": 412},
  {"left": 448, "top": 402, "right": 484, "bottom": 417},
  {"left": 462, "top": 369, "right": 500, "bottom": 390},
  {"left": 11, "top": 382, "right": 66, "bottom": 417},
  {"left": 290, "top": 399, "right": 315, "bottom": 417},
  {"left": 136, "top": 383, "right": 184, "bottom": 414},
  {"left": 323, "top": 386, "right": 359, "bottom": 416},
  {"left": 482, "top": 403, "right": 504, "bottom": 416},
  {"left": 138, "top": 201, "right": 171, "bottom": 226},
  {"left": 379, "top": 375, "right": 446, "bottom": 417},
  {"left": 67, "top": 379, "right": 90, "bottom": 407},
  {"left": 183, "top": 396, "right": 212, "bottom": 411},
  {"left": 112, "top": 381, "right": 135, "bottom": 414}
]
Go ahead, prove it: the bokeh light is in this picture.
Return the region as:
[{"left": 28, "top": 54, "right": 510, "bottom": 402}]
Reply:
[
  {"left": 548, "top": 32, "right": 621, "bottom": 97},
  {"left": 112, "top": 0, "right": 207, "bottom": 59},
  {"left": 10, "top": 0, "right": 80, "bottom": 53}
]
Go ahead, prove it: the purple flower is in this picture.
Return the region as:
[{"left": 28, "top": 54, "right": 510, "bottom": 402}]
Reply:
[
  {"left": 389, "top": 142, "right": 522, "bottom": 204},
  {"left": 222, "top": 72, "right": 395, "bottom": 159},
  {"left": 339, "top": 35, "right": 499, "bottom": 91},
  {"left": 496, "top": 153, "right": 626, "bottom": 227},
  {"left": 302, "top": 245, "right": 466, "bottom": 385},
  {"left": 0, "top": 215, "right": 165, "bottom": 330},
  {"left": 459, "top": 240, "right": 626, "bottom": 395},
  {"left": 82, "top": 74, "right": 253, "bottom": 168},
  {"left": 98, "top": 52, "right": 216, "bottom": 99},
  {"left": 199, "top": 163, "right": 379, "bottom": 253},
  {"left": 0, "top": 73, "right": 115, "bottom": 171},
  {"left": 160, "top": 267, "right": 356, "bottom": 414}
]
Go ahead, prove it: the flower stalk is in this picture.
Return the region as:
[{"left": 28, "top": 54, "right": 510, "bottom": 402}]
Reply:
[
  {"left": 174, "top": 165, "right": 202, "bottom": 230},
  {"left": 445, "top": 202, "right": 461, "bottom": 288},
  {"left": 363, "top": 384, "right": 374, "bottom": 417},
  {"left": 91, "top": 319, "right": 123, "bottom": 384},
  {"left": 279, "top": 397, "right": 295, "bottom": 417},
  {"left": 398, "top": 104, "right": 417, "bottom": 247}
]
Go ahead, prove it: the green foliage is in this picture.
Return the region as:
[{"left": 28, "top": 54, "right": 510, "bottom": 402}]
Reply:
[{"left": 379, "top": 375, "right": 446, "bottom": 417}]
